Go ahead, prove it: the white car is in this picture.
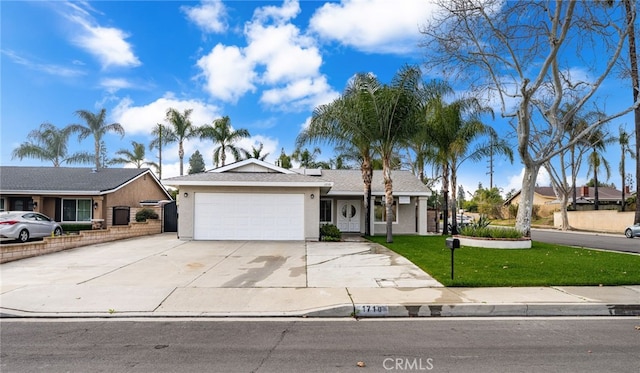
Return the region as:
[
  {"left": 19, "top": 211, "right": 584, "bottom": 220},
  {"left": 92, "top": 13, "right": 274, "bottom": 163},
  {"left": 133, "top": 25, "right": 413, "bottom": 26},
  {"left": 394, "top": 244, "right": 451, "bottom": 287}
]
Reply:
[
  {"left": 0, "top": 211, "right": 63, "bottom": 243},
  {"left": 625, "top": 223, "right": 640, "bottom": 238}
]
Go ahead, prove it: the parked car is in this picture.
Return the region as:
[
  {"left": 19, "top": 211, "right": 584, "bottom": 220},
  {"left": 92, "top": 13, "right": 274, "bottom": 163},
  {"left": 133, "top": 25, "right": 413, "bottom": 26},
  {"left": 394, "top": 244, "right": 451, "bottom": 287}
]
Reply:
[
  {"left": 624, "top": 223, "right": 640, "bottom": 238},
  {"left": 0, "top": 211, "right": 63, "bottom": 243},
  {"left": 457, "top": 215, "right": 474, "bottom": 226}
]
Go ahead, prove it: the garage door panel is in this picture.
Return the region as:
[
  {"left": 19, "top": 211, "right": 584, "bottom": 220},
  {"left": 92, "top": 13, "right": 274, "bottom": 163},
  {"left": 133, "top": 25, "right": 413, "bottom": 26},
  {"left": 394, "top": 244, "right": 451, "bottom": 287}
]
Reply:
[{"left": 194, "top": 193, "right": 304, "bottom": 240}]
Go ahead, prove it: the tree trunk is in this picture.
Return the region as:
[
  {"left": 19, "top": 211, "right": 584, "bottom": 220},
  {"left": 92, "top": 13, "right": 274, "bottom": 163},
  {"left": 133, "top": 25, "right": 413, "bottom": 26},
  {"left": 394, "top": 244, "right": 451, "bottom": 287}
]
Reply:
[
  {"left": 361, "top": 157, "right": 373, "bottom": 237},
  {"left": 383, "top": 157, "right": 394, "bottom": 243},
  {"left": 625, "top": 0, "right": 640, "bottom": 224},
  {"left": 515, "top": 164, "right": 540, "bottom": 238},
  {"left": 441, "top": 162, "right": 450, "bottom": 235},
  {"left": 94, "top": 139, "right": 100, "bottom": 170},
  {"left": 179, "top": 140, "right": 184, "bottom": 176},
  {"left": 593, "top": 167, "right": 599, "bottom": 211},
  {"left": 450, "top": 167, "right": 458, "bottom": 235},
  {"left": 621, "top": 156, "right": 626, "bottom": 212}
]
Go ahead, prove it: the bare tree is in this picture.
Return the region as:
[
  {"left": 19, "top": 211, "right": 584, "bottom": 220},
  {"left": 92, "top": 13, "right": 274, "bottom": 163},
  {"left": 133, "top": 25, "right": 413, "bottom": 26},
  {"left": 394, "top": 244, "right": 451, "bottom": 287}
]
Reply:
[{"left": 421, "top": 0, "right": 638, "bottom": 236}]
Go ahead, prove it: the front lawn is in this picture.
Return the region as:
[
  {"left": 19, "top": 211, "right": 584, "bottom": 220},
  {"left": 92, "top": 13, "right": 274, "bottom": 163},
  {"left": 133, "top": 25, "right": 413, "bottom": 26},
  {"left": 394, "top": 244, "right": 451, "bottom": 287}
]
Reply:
[{"left": 367, "top": 235, "right": 640, "bottom": 287}]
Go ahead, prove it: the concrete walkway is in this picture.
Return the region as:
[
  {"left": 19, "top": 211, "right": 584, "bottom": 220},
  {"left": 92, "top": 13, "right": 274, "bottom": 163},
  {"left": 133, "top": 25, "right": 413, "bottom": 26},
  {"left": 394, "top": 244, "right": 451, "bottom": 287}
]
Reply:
[{"left": 1, "top": 233, "right": 638, "bottom": 318}]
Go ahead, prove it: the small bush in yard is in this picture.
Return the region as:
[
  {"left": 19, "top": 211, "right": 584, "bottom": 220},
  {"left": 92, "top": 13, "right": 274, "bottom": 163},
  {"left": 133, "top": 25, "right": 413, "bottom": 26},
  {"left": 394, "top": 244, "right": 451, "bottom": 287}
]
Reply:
[
  {"left": 135, "top": 208, "right": 159, "bottom": 222},
  {"left": 320, "top": 224, "right": 342, "bottom": 241},
  {"left": 459, "top": 226, "right": 523, "bottom": 239}
]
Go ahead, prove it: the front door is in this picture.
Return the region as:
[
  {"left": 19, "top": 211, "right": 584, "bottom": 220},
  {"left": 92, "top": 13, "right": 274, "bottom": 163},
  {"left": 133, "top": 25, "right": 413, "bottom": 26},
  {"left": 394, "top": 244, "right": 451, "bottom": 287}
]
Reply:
[{"left": 337, "top": 200, "right": 361, "bottom": 232}]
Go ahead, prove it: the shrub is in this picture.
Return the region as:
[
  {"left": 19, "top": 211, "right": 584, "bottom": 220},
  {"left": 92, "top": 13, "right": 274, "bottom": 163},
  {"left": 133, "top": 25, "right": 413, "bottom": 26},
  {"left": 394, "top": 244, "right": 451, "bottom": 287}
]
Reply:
[
  {"left": 459, "top": 226, "right": 524, "bottom": 239},
  {"left": 320, "top": 224, "right": 342, "bottom": 242},
  {"left": 135, "top": 208, "right": 159, "bottom": 222}
]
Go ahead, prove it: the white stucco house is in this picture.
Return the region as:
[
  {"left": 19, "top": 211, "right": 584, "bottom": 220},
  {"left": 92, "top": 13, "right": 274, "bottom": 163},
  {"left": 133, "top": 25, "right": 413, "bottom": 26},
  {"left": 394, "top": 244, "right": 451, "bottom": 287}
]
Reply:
[{"left": 163, "top": 159, "right": 431, "bottom": 241}]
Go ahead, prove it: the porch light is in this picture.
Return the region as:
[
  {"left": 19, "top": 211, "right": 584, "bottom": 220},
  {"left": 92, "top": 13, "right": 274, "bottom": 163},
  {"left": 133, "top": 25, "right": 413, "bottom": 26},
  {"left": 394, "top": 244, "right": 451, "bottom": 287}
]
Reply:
[
  {"left": 310, "top": 193, "right": 315, "bottom": 199},
  {"left": 93, "top": 201, "right": 99, "bottom": 210},
  {"left": 183, "top": 192, "right": 189, "bottom": 198}
]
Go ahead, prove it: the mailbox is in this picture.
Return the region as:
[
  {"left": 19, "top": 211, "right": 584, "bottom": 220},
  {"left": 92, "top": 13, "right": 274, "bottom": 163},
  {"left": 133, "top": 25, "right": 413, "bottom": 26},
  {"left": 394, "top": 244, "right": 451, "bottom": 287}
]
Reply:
[{"left": 445, "top": 237, "right": 460, "bottom": 250}]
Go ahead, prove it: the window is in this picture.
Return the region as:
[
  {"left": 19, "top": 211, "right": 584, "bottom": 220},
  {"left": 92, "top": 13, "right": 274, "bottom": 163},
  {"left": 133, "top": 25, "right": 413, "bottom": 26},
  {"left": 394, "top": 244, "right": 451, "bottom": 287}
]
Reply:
[
  {"left": 62, "top": 199, "right": 92, "bottom": 222},
  {"left": 320, "top": 199, "right": 332, "bottom": 223},
  {"left": 374, "top": 198, "right": 397, "bottom": 223},
  {"left": 0, "top": 198, "right": 4, "bottom": 211}
]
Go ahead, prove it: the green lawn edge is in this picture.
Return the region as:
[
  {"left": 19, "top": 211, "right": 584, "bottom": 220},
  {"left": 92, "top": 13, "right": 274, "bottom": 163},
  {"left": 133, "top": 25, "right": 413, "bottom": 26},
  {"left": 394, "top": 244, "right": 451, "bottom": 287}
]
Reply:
[{"left": 367, "top": 235, "right": 640, "bottom": 287}]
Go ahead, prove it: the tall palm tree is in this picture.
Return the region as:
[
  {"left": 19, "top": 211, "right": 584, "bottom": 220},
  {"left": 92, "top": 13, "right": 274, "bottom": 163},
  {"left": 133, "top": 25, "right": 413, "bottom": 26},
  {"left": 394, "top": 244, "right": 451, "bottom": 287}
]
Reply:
[
  {"left": 585, "top": 129, "right": 614, "bottom": 210},
  {"left": 149, "top": 123, "right": 173, "bottom": 179},
  {"left": 297, "top": 73, "right": 378, "bottom": 236},
  {"left": 292, "top": 147, "right": 323, "bottom": 168},
  {"left": 111, "top": 141, "right": 159, "bottom": 169},
  {"left": 368, "top": 65, "right": 424, "bottom": 242},
  {"left": 617, "top": 125, "right": 636, "bottom": 211},
  {"left": 199, "top": 116, "right": 250, "bottom": 168},
  {"left": 11, "top": 123, "right": 93, "bottom": 167},
  {"left": 240, "top": 142, "right": 269, "bottom": 161},
  {"left": 69, "top": 108, "right": 125, "bottom": 170},
  {"left": 164, "top": 108, "right": 199, "bottom": 176}
]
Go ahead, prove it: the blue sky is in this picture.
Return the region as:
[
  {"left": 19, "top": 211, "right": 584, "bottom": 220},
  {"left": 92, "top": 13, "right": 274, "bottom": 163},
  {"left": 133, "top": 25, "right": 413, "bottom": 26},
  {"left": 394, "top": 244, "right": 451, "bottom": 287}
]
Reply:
[{"left": 1, "top": 0, "right": 636, "bottom": 196}]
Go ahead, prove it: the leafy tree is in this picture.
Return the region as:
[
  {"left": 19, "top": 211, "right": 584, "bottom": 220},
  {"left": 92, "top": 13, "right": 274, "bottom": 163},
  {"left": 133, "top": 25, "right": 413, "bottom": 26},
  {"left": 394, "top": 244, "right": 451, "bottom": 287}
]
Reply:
[
  {"left": 164, "top": 108, "right": 199, "bottom": 176},
  {"left": 188, "top": 150, "right": 206, "bottom": 174},
  {"left": 111, "top": 141, "right": 158, "bottom": 169},
  {"left": 69, "top": 108, "right": 125, "bottom": 170},
  {"left": 422, "top": 0, "right": 636, "bottom": 236},
  {"left": 240, "top": 142, "right": 269, "bottom": 161},
  {"left": 275, "top": 148, "right": 292, "bottom": 169},
  {"left": 292, "top": 147, "right": 323, "bottom": 168},
  {"left": 11, "top": 123, "right": 93, "bottom": 166},
  {"left": 199, "top": 116, "right": 250, "bottom": 168}
]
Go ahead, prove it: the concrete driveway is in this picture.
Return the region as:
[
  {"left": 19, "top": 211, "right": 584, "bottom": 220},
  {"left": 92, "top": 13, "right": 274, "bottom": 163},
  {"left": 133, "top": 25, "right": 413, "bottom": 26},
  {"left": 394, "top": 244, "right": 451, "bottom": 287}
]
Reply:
[{"left": 0, "top": 233, "right": 441, "bottom": 316}]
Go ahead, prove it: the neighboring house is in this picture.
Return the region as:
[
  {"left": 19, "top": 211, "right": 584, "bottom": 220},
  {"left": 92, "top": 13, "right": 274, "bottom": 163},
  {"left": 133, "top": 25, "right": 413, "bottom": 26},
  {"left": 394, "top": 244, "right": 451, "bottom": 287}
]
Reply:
[
  {"left": 163, "top": 158, "right": 432, "bottom": 241},
  {"left": 504, "top": 186, "right": 631, "bottom": 214},
  {"left": 0, "top": 167, "right": 172, "bottom": 228}
]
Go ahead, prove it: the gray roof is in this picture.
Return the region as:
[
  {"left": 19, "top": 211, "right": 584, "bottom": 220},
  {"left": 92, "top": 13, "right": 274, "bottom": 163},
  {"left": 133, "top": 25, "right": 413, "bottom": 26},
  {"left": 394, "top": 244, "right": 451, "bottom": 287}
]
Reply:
[
  {"left": 164, "top": 166, "right": 430, "bottom": 196},
  {"left": 0, "top": 166, "right": 160, "bottom": 195},
  {"left": 317, "top": 169, "right": 430, "bottom": 195}
]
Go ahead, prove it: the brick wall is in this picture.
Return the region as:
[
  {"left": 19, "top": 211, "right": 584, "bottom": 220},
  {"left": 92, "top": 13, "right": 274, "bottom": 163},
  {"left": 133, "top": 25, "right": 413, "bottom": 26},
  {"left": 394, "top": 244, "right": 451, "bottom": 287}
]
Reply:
[{"left": 0, "top": 219, "right": 162, "bottom": 264}]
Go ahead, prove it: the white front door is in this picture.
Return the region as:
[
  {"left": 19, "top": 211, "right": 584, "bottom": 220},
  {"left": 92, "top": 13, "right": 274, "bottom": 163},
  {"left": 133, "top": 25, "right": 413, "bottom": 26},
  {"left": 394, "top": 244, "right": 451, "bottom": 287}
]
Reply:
[{"left": 336, "top": 200, "right": 361, "bottom": 232}]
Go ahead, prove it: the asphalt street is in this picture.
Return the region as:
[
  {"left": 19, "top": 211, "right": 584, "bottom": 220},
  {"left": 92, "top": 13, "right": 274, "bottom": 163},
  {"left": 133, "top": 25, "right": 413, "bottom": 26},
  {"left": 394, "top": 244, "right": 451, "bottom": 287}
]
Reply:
[
  {"left": 2, "top": 318, "right": 639, "bottom": 372},
  {"left": 531, "top": 229, "right": 640, "bottom": 254}
]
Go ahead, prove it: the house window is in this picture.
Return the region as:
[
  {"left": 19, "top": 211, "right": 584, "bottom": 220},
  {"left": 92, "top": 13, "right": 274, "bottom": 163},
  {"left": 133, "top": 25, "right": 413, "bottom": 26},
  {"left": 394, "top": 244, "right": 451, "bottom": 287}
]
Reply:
[
  {"left": 62, "top": 199, "right": 92, "bottom": 222},
  {"left": 374, "top": 198, "right": 397, "bottom": 223},
  {"left": 320, "top": 199, "right": 332, "bottom": 223},
  {"left": 0, "top": 198, "right": 4, "bottom": 211}
]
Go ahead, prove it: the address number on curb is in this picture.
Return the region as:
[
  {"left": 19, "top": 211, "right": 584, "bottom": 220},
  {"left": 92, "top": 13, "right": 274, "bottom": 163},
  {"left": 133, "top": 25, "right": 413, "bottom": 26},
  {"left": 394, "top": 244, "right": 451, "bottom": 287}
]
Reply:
[{"left": 356, "top": 305, "right": 389, "bottom": 316}]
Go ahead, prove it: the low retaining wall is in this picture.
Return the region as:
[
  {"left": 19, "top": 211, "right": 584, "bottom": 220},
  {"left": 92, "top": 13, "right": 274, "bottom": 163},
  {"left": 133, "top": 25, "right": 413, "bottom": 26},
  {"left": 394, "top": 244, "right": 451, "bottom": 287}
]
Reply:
[
  {"left": 455, "top": 235, "right": 532, "bottom": 249},
  {"left": 0, "top": 220, "right": 162, "bottom": 264},
  {"left": 554, "top": 210, "right": 634, "bottom": 233}
]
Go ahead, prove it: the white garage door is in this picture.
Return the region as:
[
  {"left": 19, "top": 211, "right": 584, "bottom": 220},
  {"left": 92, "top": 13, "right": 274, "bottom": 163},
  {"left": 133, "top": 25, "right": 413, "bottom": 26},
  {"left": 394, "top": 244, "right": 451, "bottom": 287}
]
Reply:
[{"left": 194, "top": 193, "right": 305, "bottom": 240}]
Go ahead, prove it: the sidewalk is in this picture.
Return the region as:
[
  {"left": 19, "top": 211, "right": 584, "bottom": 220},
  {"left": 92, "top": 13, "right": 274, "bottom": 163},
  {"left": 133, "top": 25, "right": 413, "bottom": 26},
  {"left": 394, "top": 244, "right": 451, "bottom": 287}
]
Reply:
[{"left": 1, "top": 234, "right": 639, "bottom": 318}]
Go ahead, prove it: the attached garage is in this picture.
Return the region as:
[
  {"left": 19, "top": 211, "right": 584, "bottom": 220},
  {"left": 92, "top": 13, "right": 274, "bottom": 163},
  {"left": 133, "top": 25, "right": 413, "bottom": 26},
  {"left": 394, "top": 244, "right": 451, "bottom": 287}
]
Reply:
[{"left": 194, "top": 192, "right": 305, "bottom": 240}]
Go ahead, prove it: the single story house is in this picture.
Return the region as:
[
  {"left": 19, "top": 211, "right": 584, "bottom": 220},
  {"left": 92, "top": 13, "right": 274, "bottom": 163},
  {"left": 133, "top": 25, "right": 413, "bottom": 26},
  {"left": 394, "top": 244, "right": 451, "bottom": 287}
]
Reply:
[
  {"left": 504, "top": 186, "right": 632, "bottom": 215},
  {"left": 0, "top": 166, "right": 173, "bottom": 228},
  {"left": 163, "top": 158, "right": 432, "bottom": 241}
]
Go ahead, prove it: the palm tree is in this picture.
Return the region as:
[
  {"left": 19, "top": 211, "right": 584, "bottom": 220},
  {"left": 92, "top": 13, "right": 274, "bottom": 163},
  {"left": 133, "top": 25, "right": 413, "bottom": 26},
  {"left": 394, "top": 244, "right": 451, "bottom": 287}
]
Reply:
[
  {"left": 297, "top": 73, "right": 378, "bottom": 236},
  {"left": 199, "top": 116, "right": 250, "bottom": 168},
  {"left": 69, "top": 108, "right": 125, "bottom": 170},
  {"left": 368, "top": 65, "right": 424, "bottom": 242},
  {"left": 292, "top": 147, "right": 323, "bottom": 168},
  {"left": 241, "top": 142, "right": 269, "bottom": 161},
  {"left": 149, "top": 123, "right": 173, "bottom": 179},
  {"left": 164, "top": 108, "right": 199, "bottom": 176},
  {"left": 585, "top": 129, "right": 614, "bottom": 210},
  {"left": 11, "top": 123, "right": 93, "bottom": 166},
  {"left": 617, "top": 125, "right": 637, "bottom": 211},
  {"left": 111, "top": 141, "right": 159, "bottom": 169}
]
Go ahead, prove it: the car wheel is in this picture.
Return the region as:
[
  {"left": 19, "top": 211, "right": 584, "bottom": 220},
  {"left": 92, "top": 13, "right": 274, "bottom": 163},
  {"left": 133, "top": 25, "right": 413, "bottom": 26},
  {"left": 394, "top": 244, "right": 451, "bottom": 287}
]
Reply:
[
  {"left": 18, "top": 229, "right": 30, "bottom": 243},
  {"left": 625, "top": 229, "right": 634, "bottom": 238},
  {"left": 54, "top": 227, "right": 62, "bottom": 236}
]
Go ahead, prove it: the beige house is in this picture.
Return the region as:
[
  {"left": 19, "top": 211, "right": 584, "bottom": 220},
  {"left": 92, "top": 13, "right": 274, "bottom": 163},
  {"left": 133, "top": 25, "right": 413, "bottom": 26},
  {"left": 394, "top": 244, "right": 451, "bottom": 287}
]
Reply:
[
  {"left": 163, "top": 159, "right": 432, "bottom": 241},
  {"left": 0, "top": 167, "right": 172, "bottom": 228}
]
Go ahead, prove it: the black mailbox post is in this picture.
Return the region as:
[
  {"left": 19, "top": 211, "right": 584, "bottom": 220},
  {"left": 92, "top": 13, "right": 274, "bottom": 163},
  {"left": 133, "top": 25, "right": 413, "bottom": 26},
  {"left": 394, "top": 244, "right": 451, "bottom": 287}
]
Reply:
[{"left": 445, "top": 238, "right": 460, "bottom": 280}]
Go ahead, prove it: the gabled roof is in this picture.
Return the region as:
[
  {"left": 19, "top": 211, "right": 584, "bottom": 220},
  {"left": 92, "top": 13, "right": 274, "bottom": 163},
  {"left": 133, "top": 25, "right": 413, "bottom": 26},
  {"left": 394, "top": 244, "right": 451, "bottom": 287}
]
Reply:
[
  {"left": 163, "top": 159, "right": 431, "bottom": 196},
  {"left": 504, "top": 186, "right": 626, "bottom": 205},
  {"left": 0, "top": 166, "right": 171, "bottom": 198}
]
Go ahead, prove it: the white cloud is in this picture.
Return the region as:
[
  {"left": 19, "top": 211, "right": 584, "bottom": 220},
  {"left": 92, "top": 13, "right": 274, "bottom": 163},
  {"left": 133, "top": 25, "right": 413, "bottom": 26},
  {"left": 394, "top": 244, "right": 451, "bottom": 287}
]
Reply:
[
  {"left": 195, "top": 0, "right": 338, "bottom": 110},
  {"left": 100, "top": 77, "right": 134, "bottom": 93},
  {"left": 309, "top": 0, "right": 439, "bottom": 54},
  {"left": 2, "top": 49, "right": 85, "bottom": 77},
  {"left": 182, "top": 0, "right": 228, "bottom": 34},
  {"left": 505, "top": 167, "right": 551, "bottom": 195},
  {"left": 62, "top": 2, "right": 140, "bottom": 69},
  {"left": 111, "top": 93, "right": 221, "bottom": 135},
  {"left": 196, "top": 44, "right": 256, "bottom": 103}
]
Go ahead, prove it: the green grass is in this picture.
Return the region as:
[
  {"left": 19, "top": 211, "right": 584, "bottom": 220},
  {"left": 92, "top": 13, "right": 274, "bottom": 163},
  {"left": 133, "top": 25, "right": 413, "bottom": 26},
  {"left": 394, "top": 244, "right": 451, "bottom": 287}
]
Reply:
[{"left": 367, "top": 235, "right": 640, "bottom": 287}]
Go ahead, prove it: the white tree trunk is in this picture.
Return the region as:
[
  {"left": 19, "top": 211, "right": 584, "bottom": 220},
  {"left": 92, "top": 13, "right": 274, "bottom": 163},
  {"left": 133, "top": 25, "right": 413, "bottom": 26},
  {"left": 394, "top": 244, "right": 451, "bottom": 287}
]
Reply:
[{"left": 515, "top": 164, "right": 540, "bottom": 237}]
